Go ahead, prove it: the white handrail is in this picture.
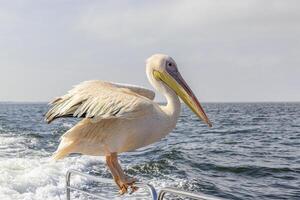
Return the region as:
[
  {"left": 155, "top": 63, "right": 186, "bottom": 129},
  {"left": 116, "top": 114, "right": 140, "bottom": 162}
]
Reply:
[
  {"left": 65, "top": 169, "right": 225, "bottom": 200},
  {"left": 66, "top": 169, "right": 158, "bottom": 200},
  {"left": 158, "top": 187, "right": 225, "bottom": 200}
]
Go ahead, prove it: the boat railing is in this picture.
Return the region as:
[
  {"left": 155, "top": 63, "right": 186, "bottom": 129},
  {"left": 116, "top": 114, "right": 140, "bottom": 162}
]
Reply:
[
  {"left": 158, "top": 187, "right": 225, "bottom": 200},
  {"left": 66, "top": 169, "right": 158, "bottom": 200},
  {"left": 66, "top": 169, "right": 224, "bottom": 200}
]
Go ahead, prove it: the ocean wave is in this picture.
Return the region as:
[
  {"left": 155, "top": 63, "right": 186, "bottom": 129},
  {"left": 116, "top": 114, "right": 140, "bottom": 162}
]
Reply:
[
  {"left": 1, "top": 103, "right": 300, "bottom": 199},
  {"left": 0, "top": 156, "right": 103, "bottom": 200},
  {"left": 189, "top": 162, "right": 300, "bottom": 178}
]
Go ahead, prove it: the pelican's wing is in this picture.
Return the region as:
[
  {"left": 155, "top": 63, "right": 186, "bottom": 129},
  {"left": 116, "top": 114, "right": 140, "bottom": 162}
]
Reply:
[
  {"left": 45, "top": 80, "right": 155, "bottom": 123},
  {"left": 109, "top": 82, "right": 155, "bottom": 100}
]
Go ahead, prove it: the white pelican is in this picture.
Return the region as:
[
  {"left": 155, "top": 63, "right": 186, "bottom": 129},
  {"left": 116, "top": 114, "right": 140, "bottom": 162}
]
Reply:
[{"left": 45, "top": 54, "right": 212, "bottom": 194}]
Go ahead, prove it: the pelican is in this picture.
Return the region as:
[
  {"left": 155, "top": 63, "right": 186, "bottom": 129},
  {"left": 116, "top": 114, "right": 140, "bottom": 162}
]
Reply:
[{"left": 45, "top": 54, "right": 212, "bottom": 194}]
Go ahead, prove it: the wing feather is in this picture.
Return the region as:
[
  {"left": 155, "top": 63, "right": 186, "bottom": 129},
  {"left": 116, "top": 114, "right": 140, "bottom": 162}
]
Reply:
[{"left": 45, "top": 80, "right": 154, "bottom": 123}]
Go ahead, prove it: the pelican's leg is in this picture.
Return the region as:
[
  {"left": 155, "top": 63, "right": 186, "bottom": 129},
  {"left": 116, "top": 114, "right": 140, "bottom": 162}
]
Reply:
[
  {"left": 106, "top": 154, "right": 123, "bottom": 190},
  {"left": 110, "top": 153, "right": 138, "bottom": 194}
]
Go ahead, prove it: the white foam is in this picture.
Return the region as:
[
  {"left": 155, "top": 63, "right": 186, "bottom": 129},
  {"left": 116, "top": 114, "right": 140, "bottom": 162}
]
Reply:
[
  {"left": 0, "top": 133, "right": 179, "bottom": 200},
  {"left": 0, "top": 155, "right": 103, "bottom": 200},
  {"left": 62, "top": 123, "right": 74, "bottom": 128}
]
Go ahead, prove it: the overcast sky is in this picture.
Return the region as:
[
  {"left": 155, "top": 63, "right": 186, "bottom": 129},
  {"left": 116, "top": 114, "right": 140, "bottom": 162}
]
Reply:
[{"left": 0, "top": 0, "right": 299, "bottom": 102}]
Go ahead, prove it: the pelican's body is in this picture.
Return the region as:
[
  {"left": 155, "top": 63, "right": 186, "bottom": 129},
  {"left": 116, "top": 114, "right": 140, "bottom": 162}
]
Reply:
[
  {"left": 46, "top": 54, "right": 211, "bottom": 194},
  {"left": 47, "top": 80, "right": 180, "bottom": 157}
]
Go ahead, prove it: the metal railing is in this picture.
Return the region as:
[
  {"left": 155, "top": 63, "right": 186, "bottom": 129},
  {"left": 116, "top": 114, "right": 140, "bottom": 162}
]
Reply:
[
  {"left": 66, "top": 169, "right": 157, "bottom": 200},
  {"left": 66, "top": 169, "right": 224, "bottom": 200},
  {"left": 158, "top": 187, "right": 224, "bottom": 200}
]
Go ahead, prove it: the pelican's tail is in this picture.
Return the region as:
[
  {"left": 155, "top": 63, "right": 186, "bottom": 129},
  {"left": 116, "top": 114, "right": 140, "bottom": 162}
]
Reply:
[
  {"left": 51, "top": 138, "right": 76, "bottom": 161},
  {"left": 52, "top": 151, "right": 67, "bottom": 161}
]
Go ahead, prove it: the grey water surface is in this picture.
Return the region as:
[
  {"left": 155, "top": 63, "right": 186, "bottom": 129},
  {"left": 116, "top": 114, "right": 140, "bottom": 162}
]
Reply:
[{"left": 0, "top": 103, "right": 299, "bottom": 200}]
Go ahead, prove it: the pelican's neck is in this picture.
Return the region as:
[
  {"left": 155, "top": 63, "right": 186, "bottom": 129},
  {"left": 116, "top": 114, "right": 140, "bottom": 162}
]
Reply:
[
  {"left": 161, "top": 86, "right": 181, "bottom": 119},
  {"left": 146, "top": 65, "right": 181, "bottom": 126},
  {"left": 147, "top": 74, "right": 181, "bottom": 122}
]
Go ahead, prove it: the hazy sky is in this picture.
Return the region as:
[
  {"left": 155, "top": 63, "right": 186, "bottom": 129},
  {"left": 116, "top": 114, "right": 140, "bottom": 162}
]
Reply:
[{"left": 0, "top": 0, "right": 299, "bottom": 102}]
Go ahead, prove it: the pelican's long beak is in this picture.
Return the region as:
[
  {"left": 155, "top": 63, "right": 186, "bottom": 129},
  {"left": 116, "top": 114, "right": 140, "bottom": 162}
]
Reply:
[{"left": 154, "top": 70, "right": 212, "bottom": 127}]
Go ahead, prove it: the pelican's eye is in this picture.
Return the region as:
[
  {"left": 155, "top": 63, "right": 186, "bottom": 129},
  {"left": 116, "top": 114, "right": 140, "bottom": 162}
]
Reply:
[{"left": 166, "top": 61, "right": 178, "bottom": 73}]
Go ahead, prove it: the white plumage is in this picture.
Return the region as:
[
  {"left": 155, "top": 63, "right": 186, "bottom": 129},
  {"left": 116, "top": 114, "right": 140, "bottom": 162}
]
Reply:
[
  {"left": 47, "top": 80, "right": 168, "bottom": 159},
  {"left": 46, "top": 54, "right": 211, "bottom": 194},
  {"left": 46, "top": 80, "right": 155, "bottom": 123}
]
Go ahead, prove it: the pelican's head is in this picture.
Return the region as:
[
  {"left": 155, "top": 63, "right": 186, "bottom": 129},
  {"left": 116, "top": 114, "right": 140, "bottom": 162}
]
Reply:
[{"left": 146, "top": 54, "right": 212, "bottom": 127}]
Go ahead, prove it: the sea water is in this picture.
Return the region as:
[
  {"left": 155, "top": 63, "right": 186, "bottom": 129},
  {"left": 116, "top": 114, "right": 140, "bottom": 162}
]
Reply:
[{"left": 0, "top": 103, "right": 299, "bottom": 199}]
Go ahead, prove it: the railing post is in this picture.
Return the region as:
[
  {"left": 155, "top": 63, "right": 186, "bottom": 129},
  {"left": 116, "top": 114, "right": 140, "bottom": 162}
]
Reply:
[
  {"left": 66, "top": 170, "right": 72, "bottom": 200},
  {"left": 142, "top": 183, "right": 158, "bottom": 200}
]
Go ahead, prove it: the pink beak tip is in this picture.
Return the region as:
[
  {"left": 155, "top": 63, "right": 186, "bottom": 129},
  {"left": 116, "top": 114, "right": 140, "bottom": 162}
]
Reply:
[{"left": 207, "top": 121, "right": 213, "bottom": 128}]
